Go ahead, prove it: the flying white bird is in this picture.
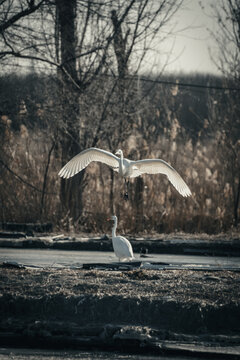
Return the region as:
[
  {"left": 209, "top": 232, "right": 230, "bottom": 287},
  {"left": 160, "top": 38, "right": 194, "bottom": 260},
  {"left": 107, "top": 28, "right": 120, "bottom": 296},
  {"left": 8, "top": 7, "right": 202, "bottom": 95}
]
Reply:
[
  {"left": 108, "top": 215, "right": 134, "bottom": 262},
  {"left": 58, "top": 147, "right": 191, "bottom": 198}
]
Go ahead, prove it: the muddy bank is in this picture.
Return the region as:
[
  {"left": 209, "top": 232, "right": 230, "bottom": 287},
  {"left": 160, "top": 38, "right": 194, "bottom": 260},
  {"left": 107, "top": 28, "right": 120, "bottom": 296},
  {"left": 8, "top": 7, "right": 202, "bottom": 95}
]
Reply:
[
  {"left": 0, "top": 266, "right": 239, "bottom": 356},
  {"left": 0, "top": 232, "right": 240, "bottom": 256}
]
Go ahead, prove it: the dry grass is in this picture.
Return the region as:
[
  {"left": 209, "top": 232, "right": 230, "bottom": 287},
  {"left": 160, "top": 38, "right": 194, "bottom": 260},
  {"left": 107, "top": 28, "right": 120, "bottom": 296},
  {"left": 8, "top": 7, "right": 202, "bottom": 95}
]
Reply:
[
  {"left": 1, "top": 267, "right": 239, "bottom": 307},
  {"left": 0, "top": 122, "right": 235, "bottom": 234},
  {"left": 0, "top": 125, "right": 61, "bottom": 224}
]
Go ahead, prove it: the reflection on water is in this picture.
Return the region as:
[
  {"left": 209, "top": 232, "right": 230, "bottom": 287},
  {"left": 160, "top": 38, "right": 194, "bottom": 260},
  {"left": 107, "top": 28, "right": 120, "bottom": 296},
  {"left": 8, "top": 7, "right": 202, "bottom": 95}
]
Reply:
[{"left": 0, "top": 348, "right": 214, "bottom": 360}]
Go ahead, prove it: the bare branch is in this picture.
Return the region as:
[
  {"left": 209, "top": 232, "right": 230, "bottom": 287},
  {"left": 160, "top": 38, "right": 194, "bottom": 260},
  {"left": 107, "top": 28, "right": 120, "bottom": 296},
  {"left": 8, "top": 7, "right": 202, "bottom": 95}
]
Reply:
[{"left": 0, "top": 0, "right": 45, "bottom": 33}]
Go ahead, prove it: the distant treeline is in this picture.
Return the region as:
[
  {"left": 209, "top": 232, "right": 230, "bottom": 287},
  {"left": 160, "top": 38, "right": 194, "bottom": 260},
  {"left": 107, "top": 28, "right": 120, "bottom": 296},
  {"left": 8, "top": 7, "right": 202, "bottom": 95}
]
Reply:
[{"left": 0, "top": 72, "right": 223, "bottom": 138}]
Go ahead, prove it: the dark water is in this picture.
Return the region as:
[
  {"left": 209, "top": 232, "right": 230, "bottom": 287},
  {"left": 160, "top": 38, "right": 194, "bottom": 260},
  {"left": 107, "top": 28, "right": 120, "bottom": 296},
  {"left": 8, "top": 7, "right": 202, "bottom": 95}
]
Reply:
[
  {"left": 0, "top": 348, "right": 214, "bottom": 360},
  {"left": 1, "top": 248, "right": 240, "bottom": 270}
]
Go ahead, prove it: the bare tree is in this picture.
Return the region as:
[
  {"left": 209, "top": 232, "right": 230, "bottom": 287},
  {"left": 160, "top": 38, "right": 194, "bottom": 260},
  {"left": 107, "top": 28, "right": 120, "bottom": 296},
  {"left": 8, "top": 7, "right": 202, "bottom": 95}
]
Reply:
[
  {"left": 207, "top": 0, "right": 240, "bottom": 80},
  {"left": 0, "top": 0, "right": 185, "bottom": 226},
  {"left": 0, "top": 1, "right": 57, "bottom": 69},
  {"left": 55, "top": 0, "right": 83, "bottom": 221},
  {"left": 206, "top": 0, "right": 240, "bottom": 226}
]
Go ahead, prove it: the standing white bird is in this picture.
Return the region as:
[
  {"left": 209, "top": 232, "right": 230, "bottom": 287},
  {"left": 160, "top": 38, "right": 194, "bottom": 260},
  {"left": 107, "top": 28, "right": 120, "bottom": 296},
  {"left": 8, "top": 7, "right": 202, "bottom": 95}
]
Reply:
[
  {"left": 108, "top": 215, "right": 134, "bottom": 262},
  {"left": 58, "top": 147, "right": 191, "bottom": 198}
]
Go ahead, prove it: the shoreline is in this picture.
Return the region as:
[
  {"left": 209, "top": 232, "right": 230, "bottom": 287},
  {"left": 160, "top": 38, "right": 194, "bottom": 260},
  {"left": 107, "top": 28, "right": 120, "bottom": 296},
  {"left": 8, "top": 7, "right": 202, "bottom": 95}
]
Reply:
[{"left": 0, "top": 231, "right": 240, "bottom": 257}]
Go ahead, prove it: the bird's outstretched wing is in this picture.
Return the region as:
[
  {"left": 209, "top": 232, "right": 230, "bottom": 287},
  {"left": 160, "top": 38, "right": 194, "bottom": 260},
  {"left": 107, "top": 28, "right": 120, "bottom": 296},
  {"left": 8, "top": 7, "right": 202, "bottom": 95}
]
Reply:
[
  {"left": 132, "top": 159, "right": 191, "bottom": 197},
  {"left": 58, "top": 147, "right": 119, "bottom": 179}
]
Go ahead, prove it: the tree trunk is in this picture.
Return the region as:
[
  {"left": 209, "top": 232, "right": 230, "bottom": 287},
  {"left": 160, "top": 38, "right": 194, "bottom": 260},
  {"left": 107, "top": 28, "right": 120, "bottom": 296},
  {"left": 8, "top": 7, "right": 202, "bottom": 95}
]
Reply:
[
  {"left": 109, "top": 168, "right": 115, "bottom": 215},
  {"left": 111, "top": 10, "right": 128, "bottom": 80},
  {"left": 234, "top": 176, "right": 240, "bottom": 227},
  {"left": 111, "top": 10, "right": 144, "bottom": 227},
  {"left": 134, "top": 177, "right": 144, "bottom": 231},
  {"left": 56, "top": 0, "right": 83, "bottom": 222},
  {"left": 111, "top": 9, "right": 129, "bottom": 143}
]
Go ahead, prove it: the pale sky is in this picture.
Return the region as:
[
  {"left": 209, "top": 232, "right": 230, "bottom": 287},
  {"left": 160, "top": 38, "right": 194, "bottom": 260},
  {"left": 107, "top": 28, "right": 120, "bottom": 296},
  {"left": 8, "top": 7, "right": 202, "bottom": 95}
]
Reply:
[
  {"left": 165, "top": 0, "right": 220, "bottom": 74},
  {"left": 144, "top": 0, "right": 221, "bottom": 75}
]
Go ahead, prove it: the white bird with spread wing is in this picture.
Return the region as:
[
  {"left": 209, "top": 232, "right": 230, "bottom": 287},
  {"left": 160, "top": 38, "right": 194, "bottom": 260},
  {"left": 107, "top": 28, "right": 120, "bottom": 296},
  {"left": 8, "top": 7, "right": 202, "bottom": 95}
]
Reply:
[
  {"left": 58, "top": 147, "right": 191, "bottom": 198},
  {"left": 108, "top": 215, "right": 134, "bottom": 262}
]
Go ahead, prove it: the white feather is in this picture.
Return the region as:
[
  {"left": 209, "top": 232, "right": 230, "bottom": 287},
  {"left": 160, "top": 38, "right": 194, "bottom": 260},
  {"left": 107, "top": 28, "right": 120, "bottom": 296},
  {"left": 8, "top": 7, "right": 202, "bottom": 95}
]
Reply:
[
  {"left": 131, "top": 159, "right": 192, "bottom": 197},
  {"left": 112, "top": 236, "right": 134, "bottom": 261},
  {"left": 58, "top": 147, "right": 191, "bottom": 197},
  {"left": 110, "top": 215, "right": 134, "bottom": 262},
  {"left": 58, "top": 148, "right": 119, "bottom": 179}
]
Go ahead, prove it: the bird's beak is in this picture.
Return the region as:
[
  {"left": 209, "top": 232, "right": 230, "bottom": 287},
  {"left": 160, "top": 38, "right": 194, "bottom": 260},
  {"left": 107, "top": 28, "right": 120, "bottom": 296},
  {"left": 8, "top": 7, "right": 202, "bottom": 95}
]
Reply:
[{"left": 115, "top": 150, "right": 120, "bottom": 155}]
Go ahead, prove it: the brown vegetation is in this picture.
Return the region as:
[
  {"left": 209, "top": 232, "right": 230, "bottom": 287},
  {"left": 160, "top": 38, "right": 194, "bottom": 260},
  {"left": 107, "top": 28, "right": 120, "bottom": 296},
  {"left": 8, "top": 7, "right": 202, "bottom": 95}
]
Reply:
[{"left": 0, "top": 74, "right": 238, "bottom": 234}]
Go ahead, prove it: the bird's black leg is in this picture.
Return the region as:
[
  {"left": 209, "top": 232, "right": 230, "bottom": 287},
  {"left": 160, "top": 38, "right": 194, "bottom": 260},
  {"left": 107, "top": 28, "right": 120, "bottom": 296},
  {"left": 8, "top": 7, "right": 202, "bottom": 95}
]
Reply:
[{"left": 124, "top": 179, "right": 129, "bottom": 200}]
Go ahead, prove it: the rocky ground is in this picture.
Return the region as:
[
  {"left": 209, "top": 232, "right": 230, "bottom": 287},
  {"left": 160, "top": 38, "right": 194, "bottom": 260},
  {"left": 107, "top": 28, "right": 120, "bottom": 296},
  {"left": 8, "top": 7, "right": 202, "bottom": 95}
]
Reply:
[{"left": 0, "top": 264, "right": 240, "bottom": 357}]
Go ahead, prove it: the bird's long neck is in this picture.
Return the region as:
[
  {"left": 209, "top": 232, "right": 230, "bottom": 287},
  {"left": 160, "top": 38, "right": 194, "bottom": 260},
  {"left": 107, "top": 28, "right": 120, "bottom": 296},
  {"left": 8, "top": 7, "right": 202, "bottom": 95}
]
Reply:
[
  {"left": 119, "top": 151, "right": 124, "bottom": 175},
  {"left": 112, "top": 218, "right": 117, "bottom": 238}
]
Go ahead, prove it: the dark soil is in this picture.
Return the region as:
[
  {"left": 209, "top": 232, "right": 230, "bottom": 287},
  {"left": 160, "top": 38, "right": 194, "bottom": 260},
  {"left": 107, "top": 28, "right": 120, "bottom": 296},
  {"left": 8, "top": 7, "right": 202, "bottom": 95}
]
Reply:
[{"left": 1, "top": 267, "right": 239, "bottom": 335}]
